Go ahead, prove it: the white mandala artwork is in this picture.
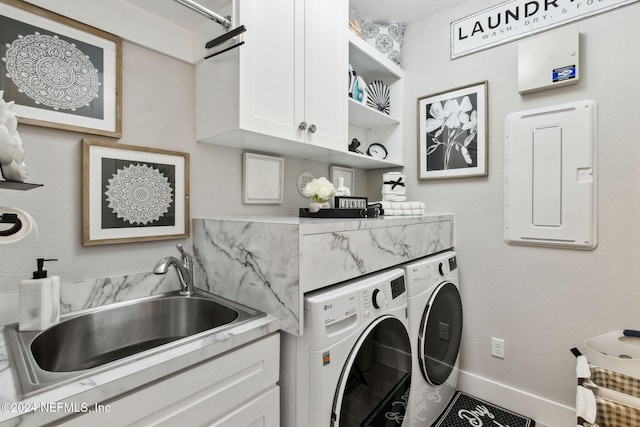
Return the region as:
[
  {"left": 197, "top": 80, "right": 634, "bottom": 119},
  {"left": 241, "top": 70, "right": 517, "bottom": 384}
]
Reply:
[
  {"left": 105, "top": 164, "right": 174, "bottom": 226},
  {"left": 2, "top": 32, "right": 101, "bottom": 111}
]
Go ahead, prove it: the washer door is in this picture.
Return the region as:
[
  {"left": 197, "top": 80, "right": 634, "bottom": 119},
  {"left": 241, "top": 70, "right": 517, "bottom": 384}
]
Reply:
[
  {"left": 418, "top": 282, "right": 463, "bottom": 386},
  {"left": 332, "top": 315, "right": 411, "bottom": 427}
]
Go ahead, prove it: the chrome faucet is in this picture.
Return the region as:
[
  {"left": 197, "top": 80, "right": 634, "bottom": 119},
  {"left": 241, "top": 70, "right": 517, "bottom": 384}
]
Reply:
[{"left": 153, "top": 243, "right": 194, "bottom": 296}]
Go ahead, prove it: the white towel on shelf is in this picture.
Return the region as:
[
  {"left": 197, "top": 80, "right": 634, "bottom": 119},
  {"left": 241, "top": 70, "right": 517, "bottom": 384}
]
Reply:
[
  {"left": 374, "top": 201, "right": 425, "bottom": 216},
  {"left": 382, "top": 194, "right": 407, "bottom": 202},
  {"left": 382, "top": 172, "right": 406, "bottom": 202}
]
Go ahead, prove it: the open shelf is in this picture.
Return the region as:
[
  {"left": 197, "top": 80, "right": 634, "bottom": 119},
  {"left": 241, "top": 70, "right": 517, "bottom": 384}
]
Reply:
[
  {"left": 347, "top": 30, "right": 404, "bottom": 167},
  {"left": 0, "top": 181, "right": 43, "bottom": 191},
  {"left": 348, "top": 98, "right": 400, "bottom": 128},
  {"left": 348, "top": 31, "right": 403, "bottom": 81}
]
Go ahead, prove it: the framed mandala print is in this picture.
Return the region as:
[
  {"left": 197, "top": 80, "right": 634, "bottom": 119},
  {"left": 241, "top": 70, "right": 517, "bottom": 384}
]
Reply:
[
  {"left": 0, "top": 0, "right": 122, "bottom": 138},
  {"left": 82, "top": 139, "right": 190, "bottom": 246}
]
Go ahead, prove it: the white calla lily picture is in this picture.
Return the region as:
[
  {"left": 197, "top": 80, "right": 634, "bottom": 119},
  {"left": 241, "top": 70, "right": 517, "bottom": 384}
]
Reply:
[{"left": 418, "top": 81, "right": 487, "bottom": 179}]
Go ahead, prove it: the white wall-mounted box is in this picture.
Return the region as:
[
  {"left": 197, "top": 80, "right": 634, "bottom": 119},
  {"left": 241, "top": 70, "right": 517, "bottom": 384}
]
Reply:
[
  {"left": 504, "top": 100, "right": 597, "bottom": 250},
  {"left": 518, "top": 29, "right": 579, "bottom": 94}
]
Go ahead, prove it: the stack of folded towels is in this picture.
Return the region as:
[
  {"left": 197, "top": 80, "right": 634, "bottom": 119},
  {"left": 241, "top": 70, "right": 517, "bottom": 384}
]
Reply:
[
  {"left": 376, "top": 201, "right": 425, "bottom": 216},
  {"left": 369, "top": 172, "right": 426, "bottom": 216}
]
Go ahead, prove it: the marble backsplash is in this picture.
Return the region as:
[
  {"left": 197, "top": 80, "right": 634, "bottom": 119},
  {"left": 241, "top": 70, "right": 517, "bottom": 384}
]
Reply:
[{"left": 0, "top": 269, "right": 180, "bottom": 326}]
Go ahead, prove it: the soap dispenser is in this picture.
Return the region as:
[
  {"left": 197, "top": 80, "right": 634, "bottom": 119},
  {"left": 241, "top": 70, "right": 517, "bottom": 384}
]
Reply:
[{"left": 19, "top": 258, "right": 60, "bottom": 331}]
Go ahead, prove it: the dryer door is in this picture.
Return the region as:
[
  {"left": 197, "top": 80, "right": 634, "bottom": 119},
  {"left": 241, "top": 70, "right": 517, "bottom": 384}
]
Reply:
[
  {"left": 418, "top": 281, "right": 463, "bottom": 386},
  {"left": 332, "top": 315, "right": 411, "bottom": 427}
]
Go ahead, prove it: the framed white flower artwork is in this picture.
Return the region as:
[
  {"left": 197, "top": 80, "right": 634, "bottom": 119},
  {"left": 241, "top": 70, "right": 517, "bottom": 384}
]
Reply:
[
  {"left": 82, "top": 139, "right": 190, "bottom": 245},
  {"left": 418, "top": 81, "right": 488, "bottom": 179},
  {"left": 0, "top": 0, "right": 122, "bottom": 138}
]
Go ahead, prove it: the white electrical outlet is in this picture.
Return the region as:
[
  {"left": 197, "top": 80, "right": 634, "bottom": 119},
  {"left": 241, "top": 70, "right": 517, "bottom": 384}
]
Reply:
[{"left": 491, "top": 337, "right": 505, "bottom": 359}]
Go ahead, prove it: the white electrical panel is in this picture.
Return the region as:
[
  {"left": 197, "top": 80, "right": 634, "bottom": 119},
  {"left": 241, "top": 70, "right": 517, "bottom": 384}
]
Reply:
[
  {"left": 518, "top": 29, "right": 579, "bottom": 94},
  {"left": 504, "top": 100, "right": 597, "bottom": 250}
]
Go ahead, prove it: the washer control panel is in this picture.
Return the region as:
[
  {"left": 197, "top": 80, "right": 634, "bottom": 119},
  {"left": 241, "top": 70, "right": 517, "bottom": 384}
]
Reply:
[
  {"left": 304, "top": 268, "right": 407, "bottom": 346},
  {"left": 404, "top": 251, "right": 458, "bottom": 297}
]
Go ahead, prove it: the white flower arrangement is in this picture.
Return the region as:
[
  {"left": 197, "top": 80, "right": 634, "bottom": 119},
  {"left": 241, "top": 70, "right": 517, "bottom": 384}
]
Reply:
[{"left": 302, "top": 177, "right": 336, "bottom": 203}]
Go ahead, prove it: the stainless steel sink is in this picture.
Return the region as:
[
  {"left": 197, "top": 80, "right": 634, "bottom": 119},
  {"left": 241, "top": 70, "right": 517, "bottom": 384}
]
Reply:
[{"left": 4, "top": 289, "right": 265, "bottom": 396}]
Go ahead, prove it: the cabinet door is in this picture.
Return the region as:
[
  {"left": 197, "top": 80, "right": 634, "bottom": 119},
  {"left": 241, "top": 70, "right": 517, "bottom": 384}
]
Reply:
[
  {"left": 209, "top": 385, "right": 279, "bottom": 427},
  {"left": 57, "top": 334, "right": 280, "bottom": 427},
  {"left": 301, "top": 0, "right": 348, "bottom": 151},
  {"left": 238, "top": 0, "right": 303, "bottom": 143}
]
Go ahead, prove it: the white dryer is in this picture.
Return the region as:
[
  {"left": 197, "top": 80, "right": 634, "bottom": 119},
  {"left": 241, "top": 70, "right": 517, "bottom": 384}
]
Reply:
[
  {"left": 281, "top": 268, "right": 412, "bottom": 427},
  {"left": 404, "top": 251, "right": 462, "bottom": 427}
]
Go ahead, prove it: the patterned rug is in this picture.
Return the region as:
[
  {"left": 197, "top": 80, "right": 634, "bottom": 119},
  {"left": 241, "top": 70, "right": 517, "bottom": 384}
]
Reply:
[{"left": 433, "top": 391, "right": 536, "bottom": 427}]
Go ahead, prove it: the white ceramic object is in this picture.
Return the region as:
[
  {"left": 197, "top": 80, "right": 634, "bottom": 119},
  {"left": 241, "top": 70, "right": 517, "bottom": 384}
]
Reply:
[
  {"left": 0, "top": 91, "right": 27, "bottom": 182},
  {"left": 584, "top": 330, "right": 640, "bottom": 378},
  {"left": 335, "top": 177, "right": 351, "bottom": 197}
]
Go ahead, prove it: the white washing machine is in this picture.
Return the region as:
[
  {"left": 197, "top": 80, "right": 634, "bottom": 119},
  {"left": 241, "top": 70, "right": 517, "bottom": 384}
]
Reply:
[
  {"left": 404, "top": 251, "right": 463, "bottom": 426},
  {"left": 281, "top": 268, "right": 412, "bottom": 427}
]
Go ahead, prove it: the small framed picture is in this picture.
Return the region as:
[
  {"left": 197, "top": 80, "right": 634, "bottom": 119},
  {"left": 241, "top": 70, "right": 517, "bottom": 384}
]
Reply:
[
  {"left": 418, "top": 81, "right": 488, "bottom": 179},
  {"left": 330, "top": 165, "right": 355, "bottom": 192},
  {"left": 82, "top": 139, "right": 189, "bottom": 246},
  {"left": 0, "top": 0, "right": 122, "bottom": 137},
  {"left": 243, "top": 152, "right": 284, "bottom": 204},
  {"left": 335, "top": 196, "right": 368, "bottom": 209}
]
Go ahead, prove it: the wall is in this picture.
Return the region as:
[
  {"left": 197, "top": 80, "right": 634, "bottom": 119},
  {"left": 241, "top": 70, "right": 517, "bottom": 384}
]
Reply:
[
  {"left": 0, "top": 40, "right": 366, "bottom": 293},
  {"left": 366, "top": 0, "right": 640, "bottom": 424},
  {"left": 22, "top": 0, "right": 197, "bottom": 63}
]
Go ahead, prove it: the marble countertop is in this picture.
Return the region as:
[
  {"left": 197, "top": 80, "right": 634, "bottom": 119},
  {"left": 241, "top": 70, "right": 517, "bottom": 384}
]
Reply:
[
  {"left": 194, "top": 214, "right": 454, "bottom": 234},
  {"left": 193, "top": 214, "right": 455, "bottom": 334},
  {"left": 0, "top": 313, "right": 280, "bottom": 426}
]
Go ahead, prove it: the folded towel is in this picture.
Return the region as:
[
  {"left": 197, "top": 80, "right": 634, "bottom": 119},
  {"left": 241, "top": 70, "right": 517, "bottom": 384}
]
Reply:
[
  {"left": 382, "top": 194, "right": 407, "bottom": 202},
  {"left": 384, "top": 209, "right": 425, "bottom": 216},
  {"left": 378, "top": 201, "right": 425, "bottom": 211},
  {"left": 371, "top": 201, "right": 425, "bottom": 216},
  {"left": 576, "top": 386, "right": 596, "bottom": 424},
  {"left": 382, "top": 172, "right": 406, "bottom": 197},
  {"left": 576, "top": 355, "right": 590, "bottom": 379}
]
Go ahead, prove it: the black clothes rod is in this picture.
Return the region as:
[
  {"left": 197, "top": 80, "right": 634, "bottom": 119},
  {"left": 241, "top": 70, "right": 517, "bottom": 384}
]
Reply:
[{"left": 205, "top": 25, "right": 246, "bottom": 50}]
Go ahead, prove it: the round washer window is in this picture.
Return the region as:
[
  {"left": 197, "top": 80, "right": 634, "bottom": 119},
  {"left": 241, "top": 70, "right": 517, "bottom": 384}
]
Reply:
[
  {"left": 418, "top": 282, "right": 463, "bottom": 385},
  {"left": 333, "top": 316, "right": 412, "bottom": 426}
]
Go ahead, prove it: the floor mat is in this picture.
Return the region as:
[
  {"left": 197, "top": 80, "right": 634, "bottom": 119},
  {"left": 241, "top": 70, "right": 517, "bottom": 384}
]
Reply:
[{"left": 432, "top": 391, "right": 536, "bottom": 427}]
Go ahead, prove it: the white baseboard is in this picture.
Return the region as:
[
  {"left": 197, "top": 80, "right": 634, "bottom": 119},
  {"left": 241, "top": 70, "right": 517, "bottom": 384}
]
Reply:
[{"left": 457, "top": 370, "right": 575, "bottom": 427}]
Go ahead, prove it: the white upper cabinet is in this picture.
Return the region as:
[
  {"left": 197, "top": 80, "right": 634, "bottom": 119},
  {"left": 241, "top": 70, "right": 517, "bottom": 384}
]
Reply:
[
  {"left": 196, "top": 0, "right": 346, "bottom": 149},
  {"left": 195, "top": 0, "right": 404, "bottom": 169},
  {"left": 299, "top": 0, "right": 348, "bottom": 151}
]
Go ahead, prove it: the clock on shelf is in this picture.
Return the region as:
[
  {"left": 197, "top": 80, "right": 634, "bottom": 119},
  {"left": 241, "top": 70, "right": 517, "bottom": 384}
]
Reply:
[{"left": 367, "top": 143, "right": 388, "bottom": 159}]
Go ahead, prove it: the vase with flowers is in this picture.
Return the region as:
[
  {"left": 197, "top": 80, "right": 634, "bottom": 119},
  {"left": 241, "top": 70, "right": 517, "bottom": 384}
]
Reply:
[{"left": 302, "top": 177, "right": 335, "bottom": 213}]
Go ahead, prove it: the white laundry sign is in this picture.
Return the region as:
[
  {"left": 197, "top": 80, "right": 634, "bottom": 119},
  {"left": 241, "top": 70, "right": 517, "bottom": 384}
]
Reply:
[{"left": 451, "top": 0, "right": 639, "bottom": 58}]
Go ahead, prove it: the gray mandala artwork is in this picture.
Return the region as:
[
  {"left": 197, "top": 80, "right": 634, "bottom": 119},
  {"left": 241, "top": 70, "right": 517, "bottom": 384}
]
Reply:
[
  {"left": 2, "top": 32, "right": 100, "bottom": 111},
  {"left": 105, "top": 164, "right": 173, "bottom": 226}
]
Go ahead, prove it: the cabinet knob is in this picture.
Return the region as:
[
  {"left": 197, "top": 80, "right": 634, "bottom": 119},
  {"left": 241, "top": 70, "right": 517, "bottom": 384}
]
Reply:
[
  {"left": 308, "top": 124, "right": 317, "bottom": 134},
  {"left": 298, "top": 122, "right": 308, "bottom": 131}
]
